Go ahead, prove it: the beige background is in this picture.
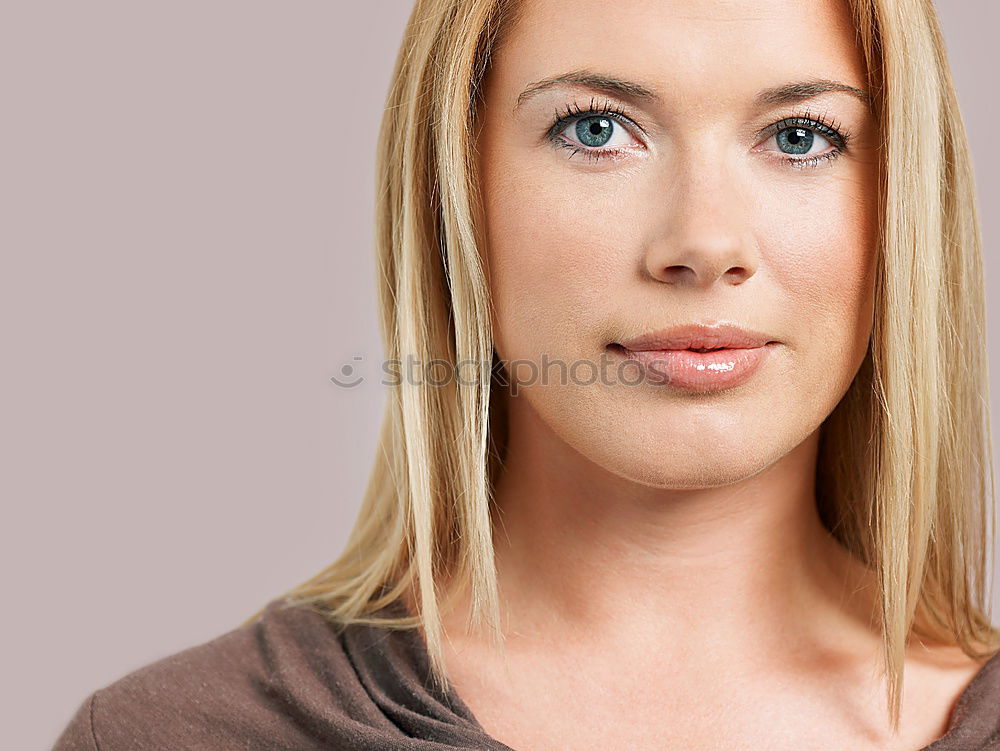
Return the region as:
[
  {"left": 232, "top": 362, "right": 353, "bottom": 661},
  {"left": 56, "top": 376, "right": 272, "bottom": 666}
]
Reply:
[{"left": 1, "top": 2, "right": 995, "bottom": 748}]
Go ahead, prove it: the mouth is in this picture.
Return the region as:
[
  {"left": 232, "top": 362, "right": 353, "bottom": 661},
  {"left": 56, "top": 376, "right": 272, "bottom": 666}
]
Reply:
[{"left": 608, "top": 323, "right": 779, "bottom": 392}]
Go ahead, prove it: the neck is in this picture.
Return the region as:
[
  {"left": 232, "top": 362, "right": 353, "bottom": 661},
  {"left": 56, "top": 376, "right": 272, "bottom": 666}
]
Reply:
[{"left": 482, "top": 393, "right": 880, "bottom": 662}]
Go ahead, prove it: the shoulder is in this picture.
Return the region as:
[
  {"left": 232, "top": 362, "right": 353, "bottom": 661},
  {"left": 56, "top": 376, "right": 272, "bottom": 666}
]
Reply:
[{"left": 51, "top": 599, "right": 351, "bottom": 751}]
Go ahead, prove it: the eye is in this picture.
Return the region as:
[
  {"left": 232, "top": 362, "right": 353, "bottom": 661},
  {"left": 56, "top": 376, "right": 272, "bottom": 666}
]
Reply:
[
  {"left": 754, "top": 113, "right": 852, "bottom": 169},
  {"left": 763, "top": 126, "right": 833, "bottom": 157},
  {"left": 556, "top": 115, "right": 641, "bottom": 151},
  {"left": 546, "top": 98, "right": 645, "bottom": 163}
]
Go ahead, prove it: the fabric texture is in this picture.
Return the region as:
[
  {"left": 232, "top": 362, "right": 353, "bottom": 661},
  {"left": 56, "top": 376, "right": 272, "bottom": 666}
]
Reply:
[{"left": 52, "top": 597, "right": 1000, "bottom": 750}]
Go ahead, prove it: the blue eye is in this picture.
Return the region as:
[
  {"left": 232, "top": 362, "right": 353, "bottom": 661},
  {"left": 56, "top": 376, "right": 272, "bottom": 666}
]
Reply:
[
  {"left": 576, "top": 117, "right": 612, "bottom": 147},
  {"left": 778, "top": 127, "right": 821, "bottom": 154},
  {"left": 556, "top": 113, "right": 642, "bottom": 150},
  {"left": 757, "top": 114, "right": 851, "bottom": 169},
  {"left": 546, "top": 97, "right": 644, "bottom": 163}
]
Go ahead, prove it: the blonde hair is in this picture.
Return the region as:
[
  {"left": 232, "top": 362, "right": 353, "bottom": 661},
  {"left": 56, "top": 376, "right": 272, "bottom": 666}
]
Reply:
[{"left": 244, "top": 0, "right": 1000, "bottom": 732}]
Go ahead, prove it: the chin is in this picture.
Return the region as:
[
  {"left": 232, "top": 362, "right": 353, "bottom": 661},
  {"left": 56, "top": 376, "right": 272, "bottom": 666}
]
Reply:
[
  {"left": 590, "top": 433, "right": 787, "bottom": 490},
  {"left": 536, "top": 392, "right": 798, "bottom": 490}
]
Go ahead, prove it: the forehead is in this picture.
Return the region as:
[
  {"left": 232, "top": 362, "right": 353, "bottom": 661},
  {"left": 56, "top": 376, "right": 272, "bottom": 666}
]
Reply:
[{"left": 493, "top": 0, "right": 868, "bottom": 113}]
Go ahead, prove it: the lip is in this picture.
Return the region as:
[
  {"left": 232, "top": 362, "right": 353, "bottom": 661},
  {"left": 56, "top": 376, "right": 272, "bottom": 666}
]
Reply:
[
  {"left": 616, "top": 322, "right": 777, "bottom": 351},
  {"left": 611, "top": 322, "right": 779, "bottom": 392}
]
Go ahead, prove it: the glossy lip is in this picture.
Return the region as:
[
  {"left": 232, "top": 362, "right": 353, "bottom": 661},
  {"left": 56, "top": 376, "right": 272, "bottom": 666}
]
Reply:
[
  {"left": 610, "top": 322, "right": 779, "bottom": 392},
  {"left": 615, "top": 322, "right": 777, "bottom": 352}
]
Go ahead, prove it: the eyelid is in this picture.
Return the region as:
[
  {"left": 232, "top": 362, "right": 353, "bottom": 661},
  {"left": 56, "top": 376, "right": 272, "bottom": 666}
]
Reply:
[
  {"left": 548, "top": 99, "right": 851, "bottom": 147},
  {"left": 551, "top": 115, "right": 646, "bottom": 153},
  {"left": 752, "top": 110, "right": 852, "bottom": 149},
  {"left": 545, "top": 100, "right": 648, "bottom": 144}
]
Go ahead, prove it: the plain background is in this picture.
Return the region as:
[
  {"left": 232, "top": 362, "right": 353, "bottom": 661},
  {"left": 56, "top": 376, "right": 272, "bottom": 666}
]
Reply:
[{"left": 1, "top": 2, "right": 995, "bottom": 748}]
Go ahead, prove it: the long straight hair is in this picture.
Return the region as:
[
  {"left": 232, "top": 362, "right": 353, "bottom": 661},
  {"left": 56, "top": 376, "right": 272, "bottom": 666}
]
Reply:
[{"left": 245, "top": 0, "right": 1000, "bottom": 731}]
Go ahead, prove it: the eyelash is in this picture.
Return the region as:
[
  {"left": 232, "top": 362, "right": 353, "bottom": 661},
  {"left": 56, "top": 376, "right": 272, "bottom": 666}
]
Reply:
[{"left": 545, "top": 97, "right": 854, "bottom": 169}]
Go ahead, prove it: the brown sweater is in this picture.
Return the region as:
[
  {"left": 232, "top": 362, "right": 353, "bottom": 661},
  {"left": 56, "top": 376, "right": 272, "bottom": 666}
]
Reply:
[{"left": 52, "top": 598, "right": 1000, "bottom": 750}]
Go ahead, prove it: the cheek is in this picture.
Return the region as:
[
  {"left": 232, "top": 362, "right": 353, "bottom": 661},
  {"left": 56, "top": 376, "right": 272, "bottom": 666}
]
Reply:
[
  {"left": 759, "top": 173, "right": 878, "bottom": 389},
  {"left": 482, "top": 164, "right": 645, "bottom": 361}
]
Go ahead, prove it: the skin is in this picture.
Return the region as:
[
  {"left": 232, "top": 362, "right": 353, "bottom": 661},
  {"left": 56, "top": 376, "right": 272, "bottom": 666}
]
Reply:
[{"left": 413, "top": 1, "right": 989, "bottom": 749}]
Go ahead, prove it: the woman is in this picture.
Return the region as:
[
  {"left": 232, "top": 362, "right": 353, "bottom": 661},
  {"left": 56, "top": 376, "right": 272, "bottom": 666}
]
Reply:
[{"left": 54, "top": 0, "right": 1000, "bottom": 749}]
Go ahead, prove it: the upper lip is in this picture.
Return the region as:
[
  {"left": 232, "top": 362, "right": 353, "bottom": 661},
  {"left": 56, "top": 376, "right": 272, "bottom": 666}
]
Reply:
[{"left": 615, "top": 322, "right": 777, "bottom": 351}]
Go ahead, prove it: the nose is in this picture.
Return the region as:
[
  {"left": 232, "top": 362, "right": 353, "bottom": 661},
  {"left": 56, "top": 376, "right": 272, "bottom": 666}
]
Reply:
[{"left": 643, "top": 158, "right": 759, "bottom": 288}]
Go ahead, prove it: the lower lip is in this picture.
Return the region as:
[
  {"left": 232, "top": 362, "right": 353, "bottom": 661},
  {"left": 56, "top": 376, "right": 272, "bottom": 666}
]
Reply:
[{"left": 613, "top": 343, "right": 776, "bottom": 392}]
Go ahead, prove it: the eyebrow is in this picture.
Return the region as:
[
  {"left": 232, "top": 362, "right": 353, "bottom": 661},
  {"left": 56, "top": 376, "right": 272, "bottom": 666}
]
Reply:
[
  {"left": 513, "top": 69, "right": 872, "bottom": 111},
  {"left": 756, "top": 79, "right": 872, "bottom": 108}
]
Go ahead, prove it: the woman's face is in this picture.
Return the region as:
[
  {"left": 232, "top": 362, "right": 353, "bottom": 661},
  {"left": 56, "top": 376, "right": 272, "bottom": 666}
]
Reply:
[{"left": 476, "top": 0, "right": 878, "bottom": 488}]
